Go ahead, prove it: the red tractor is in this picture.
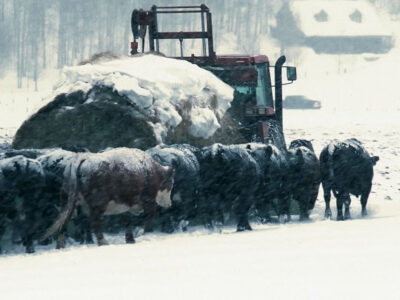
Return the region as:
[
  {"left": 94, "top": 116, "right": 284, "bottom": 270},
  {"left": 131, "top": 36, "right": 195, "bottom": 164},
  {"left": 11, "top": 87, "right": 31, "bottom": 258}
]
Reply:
[{"left": 130, "top": 4, "right": 296, "bottom": 149}]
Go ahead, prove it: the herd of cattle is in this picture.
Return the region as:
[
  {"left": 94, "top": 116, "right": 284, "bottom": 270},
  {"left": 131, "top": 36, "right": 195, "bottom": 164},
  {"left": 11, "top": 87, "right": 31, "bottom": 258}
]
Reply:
[{"left": 0, "top": 138, "right": 379, "bottom": 253}]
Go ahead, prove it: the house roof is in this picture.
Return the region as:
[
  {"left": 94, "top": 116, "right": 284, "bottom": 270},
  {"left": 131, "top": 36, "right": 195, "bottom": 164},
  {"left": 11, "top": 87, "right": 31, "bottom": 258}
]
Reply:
[{"left": 289, "top": 0, "right": 391, "bottom": 37}]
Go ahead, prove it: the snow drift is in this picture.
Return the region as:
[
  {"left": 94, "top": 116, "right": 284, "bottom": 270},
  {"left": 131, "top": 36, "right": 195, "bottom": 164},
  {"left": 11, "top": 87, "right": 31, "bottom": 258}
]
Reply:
[{"left": 12, "top": 54, "right": 234, "bottom": 151}]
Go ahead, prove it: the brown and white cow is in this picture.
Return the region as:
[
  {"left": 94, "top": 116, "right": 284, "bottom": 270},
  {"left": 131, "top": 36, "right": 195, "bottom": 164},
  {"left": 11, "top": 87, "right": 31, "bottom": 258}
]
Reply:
[{"left": 44, "top": 147, "right": 174, "bottom": 248}]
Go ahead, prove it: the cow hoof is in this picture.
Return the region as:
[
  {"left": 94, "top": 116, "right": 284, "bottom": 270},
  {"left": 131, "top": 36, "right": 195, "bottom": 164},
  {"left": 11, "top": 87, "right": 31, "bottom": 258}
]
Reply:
[
  {"left": 97, "top": 239, "right": 109, "bottom": 246},
  {"left": 344, "top": 213, "right": 351, "bottom": 220},
  {"left": 279, "top": 214, "right": 288, "bottom": 224},
  {"left": 179, "top": 220, "right": 189, "bottom": 232},
  {"left": 25, "top": 246, "right": 35, "bottom": 254},
  {"left": 56, "top": 240, "right": 66, "bottom": 249},
  {"left": 237, "top": 226, "right": 252, "bottom": 232},
  {"left": 215, "top": 221, "right": 223, "bottom": 233},
  {"left": 161, "top": 226, "right": 174, "bottom": 234},
  {"left": 125, "top": 233, "right": 135, "bottom": 244},
  {"left": 337, "top": 215, "right": 344, "bottom": 221},
  {"left": 324, "top": 210, "right": 332, "bottom": 219},
  {"left": 362, "top": 210, "right": 368, "bottom": 217},
  {"left": 204, "top": 223, "right": 213, "bottom": 230},
  {"left": 299, "top": 215, "right": 309, "bottom": 222},
  {"left": 259, "top": 217, "right": 271, "bottom": 224}
]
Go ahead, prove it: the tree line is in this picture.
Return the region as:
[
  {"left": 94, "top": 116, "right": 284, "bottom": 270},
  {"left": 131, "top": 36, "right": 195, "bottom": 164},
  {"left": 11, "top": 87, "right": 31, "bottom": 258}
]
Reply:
[
  {"left": 0, "top": 0, "right": 395, "bottom": 89},
  {"left": 0, "top": 0, "right": 282, "bottom": 89}
]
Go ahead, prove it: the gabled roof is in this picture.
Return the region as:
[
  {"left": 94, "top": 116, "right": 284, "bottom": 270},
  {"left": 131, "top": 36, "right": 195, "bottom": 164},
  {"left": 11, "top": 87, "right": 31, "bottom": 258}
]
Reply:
[{"left": 290, "top": 0, "right": 391, "bottom": 37}]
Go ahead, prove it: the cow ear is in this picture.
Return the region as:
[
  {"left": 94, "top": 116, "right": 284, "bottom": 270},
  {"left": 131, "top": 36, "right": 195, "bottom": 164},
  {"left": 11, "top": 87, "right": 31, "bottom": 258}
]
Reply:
[
  {"left": 265, "top": 145, "right": 273, "bottom": 159},
  {"left": 295, "top": 149, "right": 304, "bottom": 165},
  {"left": 165, "top": 166, "right": 175, "bottom": 180},
  {"left": 371, "top": 156, "right": 379, "bottom": 166},
  {"left": 217, "top": 147, "right": 226, "bottom": 162}
]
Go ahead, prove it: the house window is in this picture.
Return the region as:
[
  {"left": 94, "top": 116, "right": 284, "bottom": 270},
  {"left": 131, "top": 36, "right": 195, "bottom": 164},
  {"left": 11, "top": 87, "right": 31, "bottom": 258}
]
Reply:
[
  {"left": 349, "top": 9, "right": 362, "bottom": 23},
  {"left": 314, "top": 10, "right": 328, "bottom": 22}
]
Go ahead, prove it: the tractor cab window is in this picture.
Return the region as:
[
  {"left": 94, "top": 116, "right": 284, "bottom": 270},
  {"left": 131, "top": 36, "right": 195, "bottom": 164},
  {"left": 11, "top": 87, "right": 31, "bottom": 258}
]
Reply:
[
  {"left": 255, "top": 63, "right": 274, "bottom": 108},
  {"left": 234, "top": 63, "right": 273, "bottom": 108},
  {"left": 234, "top": 86, "right": 255, "bottom": 106}
]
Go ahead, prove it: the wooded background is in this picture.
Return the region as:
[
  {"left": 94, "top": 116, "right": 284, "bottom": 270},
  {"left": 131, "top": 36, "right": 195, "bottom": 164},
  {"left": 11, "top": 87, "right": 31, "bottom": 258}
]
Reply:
[{"left": 0, "top": 0, "right": 397, "bottom": 89}]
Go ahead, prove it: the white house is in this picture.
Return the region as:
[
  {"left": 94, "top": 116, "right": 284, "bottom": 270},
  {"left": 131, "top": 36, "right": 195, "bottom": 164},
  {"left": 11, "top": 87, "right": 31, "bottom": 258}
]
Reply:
[{"left": 272, "top": 0, "right": 393, "bottom": 54}]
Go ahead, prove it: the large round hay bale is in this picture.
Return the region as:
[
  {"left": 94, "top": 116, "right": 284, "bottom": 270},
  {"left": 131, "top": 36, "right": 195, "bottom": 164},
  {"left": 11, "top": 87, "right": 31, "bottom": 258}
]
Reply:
[
  {"left": 12, "top": 54, "right": 243, "bottom": 151},
  {"left": 12, "top": 86, "right": 157, "bottom": 151}
]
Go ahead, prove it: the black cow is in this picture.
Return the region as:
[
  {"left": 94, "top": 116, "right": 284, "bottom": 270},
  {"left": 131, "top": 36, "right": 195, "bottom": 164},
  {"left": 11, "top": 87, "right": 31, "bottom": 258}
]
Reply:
[
  {"left": 245, "top": 143, "right": 291, "bottom": 223},
  {"left": 146, "top": 144, "right": 201, "bottom": 233},
  {"left": 319, "top": 138, "right": 379, "bottom": 220},
  {"left": 197, "top": 144, "right": 260, "bottom": 231},
  {"left": 38, "top": 148, "right": 93, "bottom": 244},
  {"left": 288, "top": 139, "right": 321, "bottom": 221},
  {"left": 0, "top": 155, "right": 45, "bottom": 253}
]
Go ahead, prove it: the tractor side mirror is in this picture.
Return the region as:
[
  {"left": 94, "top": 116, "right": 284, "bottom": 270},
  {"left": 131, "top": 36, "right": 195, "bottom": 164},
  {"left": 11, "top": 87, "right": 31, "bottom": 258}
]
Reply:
[{"left": 286, "top": 66, "right": 297, "bottom": 81}]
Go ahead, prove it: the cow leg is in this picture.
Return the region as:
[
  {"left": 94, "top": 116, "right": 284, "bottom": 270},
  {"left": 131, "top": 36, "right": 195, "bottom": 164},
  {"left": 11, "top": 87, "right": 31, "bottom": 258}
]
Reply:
[
  {"left": 278, "top": 192, "right": 291, "bottom": 224},
  {"left": 123, "top": 214, "right": 135, "bottom": 244},
  {"left": 90, "top": 210, "right": 107, "bottom": 246},
  {"left": 322, "top": 182, "right": 332, "bottom": 219},
  {"left": 143, "top": 200, "right": 157, "bottom": 234},
  {"left": 20, "top": 192, "right": 37, "bottom": 254},
  {"left": 335, "top": 192, "right": 345, "bottom": 221},
  {"left": 72, "top": 206, "right": 93, "bottom": 244},
  {"left": 83, "top": 215, "right": 93, "bottom": 244},
  {"left": 256, "top": 201, "right": 271, "bottom": 224},
  {"left": 344, "top": 195, "right": 351, "bottom": 220},
  {"left": 307, "top": 185, "right": 319, "bottom": 218},
  {"left": 74, "top": 206, "right": 85, "bottom": 244},
  {"left": 255, "top": 190, "right": 271, "bottom": 224},
  {"left": 360, "top": 186, "right": 371, "bottom": 217},
  {"left": 203, "top": 206, "right": 214, "bottom": 230},
  {"left": 299, "top": 194, "right": 309, "bottom": 221},
  {"left": 56, "top": 231, "right": 66, "bottom": 249},
  {"left": 0, "top": 219, "right": 6, "bottom": 254},
  {"left": 202, "top": 194, "right": 218, "bottom": 230},
  {"left": 160, "top": 207, "right": 175, "bottom": 234},
  {"left": 214, "top": 205, "right": 224, "bottom": 231},
  {"left": 235, "top": 194, "right": 252, "bottom": 232},
  {"left": 214, "top": 192, "right": 228, "bottom": 232},
  {"left": 236, "top": 213, "right": 251, "bottom": 232}
]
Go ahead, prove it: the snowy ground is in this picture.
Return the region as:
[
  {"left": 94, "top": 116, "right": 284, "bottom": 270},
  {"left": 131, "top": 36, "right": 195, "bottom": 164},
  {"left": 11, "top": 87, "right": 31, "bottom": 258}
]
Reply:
[{"left": 1, "top": 50, "right": 400, "bottom": 299}]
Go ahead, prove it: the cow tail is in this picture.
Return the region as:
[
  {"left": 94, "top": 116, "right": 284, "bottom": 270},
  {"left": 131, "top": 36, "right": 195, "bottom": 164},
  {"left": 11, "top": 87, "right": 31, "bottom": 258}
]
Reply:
[{"left": 41, "top": 158, "right": 85, "bottom": 241}]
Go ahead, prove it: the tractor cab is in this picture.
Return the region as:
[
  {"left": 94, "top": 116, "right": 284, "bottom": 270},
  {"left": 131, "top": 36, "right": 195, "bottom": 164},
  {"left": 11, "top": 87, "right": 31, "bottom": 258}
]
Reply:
[{"left": 130, "top": 4, "right": 296, "bottom": 147}]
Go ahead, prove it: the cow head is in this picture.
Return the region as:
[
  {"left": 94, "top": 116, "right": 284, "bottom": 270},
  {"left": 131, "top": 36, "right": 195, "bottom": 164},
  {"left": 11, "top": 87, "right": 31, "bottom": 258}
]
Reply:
[
  {"left": 289, "top": 139, "right": 315, "bottom": 153},
  {"left": 371, "top": 156, "right": 379, "bottom": 166},
  {"left": 264, "top": 145, "right": 273, "bottom": 160},
  {"left": 287, "top": 148, "right": 306, "bottom": 175},
  {"left": 156, "top": 166, "right": 175, "bottom": 208}
]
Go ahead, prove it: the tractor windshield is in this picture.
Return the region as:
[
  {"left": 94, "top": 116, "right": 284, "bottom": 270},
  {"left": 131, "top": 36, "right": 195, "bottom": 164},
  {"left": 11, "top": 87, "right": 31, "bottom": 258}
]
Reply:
[
  {"left": 255, "top": 62, "right": 274, "bottom": 108},
  {"left": 234, "top": 63, "right": 274, "bottom": 108}
]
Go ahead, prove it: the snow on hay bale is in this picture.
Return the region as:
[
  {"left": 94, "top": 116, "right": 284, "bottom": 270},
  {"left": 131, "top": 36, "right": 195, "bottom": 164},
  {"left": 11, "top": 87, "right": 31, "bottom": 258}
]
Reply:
[{"left": 12, "top": 54, "right": 241, "bottom": 151}]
